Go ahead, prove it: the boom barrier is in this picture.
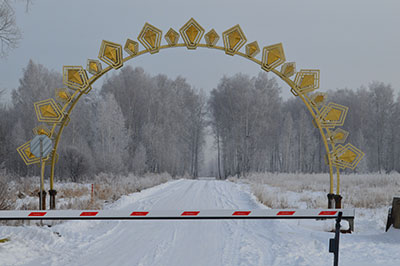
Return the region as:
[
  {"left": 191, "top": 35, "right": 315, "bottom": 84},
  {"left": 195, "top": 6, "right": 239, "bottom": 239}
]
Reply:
[
  {"left": 0, "top": 209, "right": 354, "bottom": 220},
  {"left": 0, "top": 209, "right": 354, "bottom": 266}
]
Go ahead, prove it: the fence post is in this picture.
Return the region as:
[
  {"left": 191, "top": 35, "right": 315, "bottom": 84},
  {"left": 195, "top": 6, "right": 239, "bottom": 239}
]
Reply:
[{"left": 91, "top": 184, "right": 94, "bottom": 203}]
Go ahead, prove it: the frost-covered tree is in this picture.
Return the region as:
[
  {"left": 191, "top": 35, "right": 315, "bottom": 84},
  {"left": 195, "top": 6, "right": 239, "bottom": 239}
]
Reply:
[
  {"left": 93, "top": 93, "right": 129, "bottom": 174},
  {"left": 131, "top": 143, "right": 147, "bottom": 176},
  {"left": 209, "top": 72, "right": 282, "bottom": 177},
  {"left": 12, "top": 60, "right": 62, "bottom": 137},
  {"left": 100, "top": 66, "right": 206, "bottom": 177}
]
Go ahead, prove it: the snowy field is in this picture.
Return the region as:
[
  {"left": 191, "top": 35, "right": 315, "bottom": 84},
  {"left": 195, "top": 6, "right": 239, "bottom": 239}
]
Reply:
[{"left": 1, "top": 178, "right": 400, "bottom": 266}]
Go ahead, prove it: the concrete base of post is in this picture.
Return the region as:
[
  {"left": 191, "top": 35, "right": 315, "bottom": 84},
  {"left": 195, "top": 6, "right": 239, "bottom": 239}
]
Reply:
[
  {"left": 334, "top": 194, "right": 342, "bottom": 209},
  {"left": 392, "top": 197, "right": 400, "bottom": 229},
  {"left": 38, "top": 191, "right": 47, "bottom": 210},
  {"left": 49, "top": 190, "right": 57, "bottom": 210},
  {"left": 385, "top": 197, "right": 400, "bottom": 231},
  {"left": 327, "top": 193, "right": 335, "bottom": 209}
]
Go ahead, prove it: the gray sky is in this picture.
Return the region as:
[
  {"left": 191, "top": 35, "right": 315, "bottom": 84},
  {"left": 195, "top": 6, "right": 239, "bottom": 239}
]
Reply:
[{"left": 1, "top": 0, "right": 399, "bottom": 101}]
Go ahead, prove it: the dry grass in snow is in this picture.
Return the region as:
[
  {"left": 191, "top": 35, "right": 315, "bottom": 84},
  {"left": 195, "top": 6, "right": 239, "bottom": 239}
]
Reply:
[
  {"left": 230, "top": 172, "right": 400, "bottom": 209},
  {"left": 1, "top": 172, "right": 172, "bottom": 211}
]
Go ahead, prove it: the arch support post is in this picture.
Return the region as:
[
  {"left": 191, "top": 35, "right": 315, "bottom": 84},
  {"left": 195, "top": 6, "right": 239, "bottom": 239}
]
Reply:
[
  {"left": 49, "top": 189, "right": 57, "bottom": 210},
  {"left": 334, "top": 194, "right": 342, "bottom": 209},
  {"left": 327, "top": 193, "right": 335, "bottom": 209}
]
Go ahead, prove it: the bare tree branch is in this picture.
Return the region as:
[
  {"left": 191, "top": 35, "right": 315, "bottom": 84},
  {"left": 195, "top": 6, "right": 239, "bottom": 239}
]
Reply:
[{"left": 0, "top": 0, "right": 21, "bottom": 58}]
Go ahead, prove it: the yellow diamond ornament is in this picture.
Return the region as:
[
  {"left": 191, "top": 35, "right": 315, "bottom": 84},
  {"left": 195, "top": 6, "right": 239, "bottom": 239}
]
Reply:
[
  {"left": 124, "top": 39, "right": 139, "bottom": 56},
  {"left": 245, "top": 41, "right": 260, "bottom": 57},
  {"left": 294, "top": 70, "right": 320, "bottom": 94},
  {"left": 319, "top": 102, "right": 348, "bottom": 128},
  {"left": 98, "top": 40, "right": 123, "bottom": 69},
  {"left": 333, "top": 143, "right": 364, "bottom": 170},
  {"left": 86, "top": 59, "right": 102, "bottom": 76},
  {"left": 63, "top": 66, "right": 90, "bottom": 92},
  {"left": 138, "top": 23, "right": 162, "bottom": 54},
  {"left": 204, "top": 29, "right": 219, "bottom": 46},
  {"left": 68, "top": 69, "right": 83, "bottom": 85},
  {"left": 222, "top": 25, "right": 247, "bottom": 55},
  {"left": 310, "top": 92, "right": 327, "bottom": 108},
  {"left": 261, "top": 43, "right": 285, "bottom": 71},
  {"left": 33, "top": 125, "right": 51, "bottom": 137},
  {"left": 329, "top": 128, "right": 349, "bottom": 144},
  {"left": 16, "top": 141, "right": 41, "bottom": 165},
  {"left": 55, "top": 88, "right": 72, "bottom": 103},
  {"left": 281, "top": 62, "right": 296, "bottom": 77},
  {"left": 34, "top": 98, "right": 64, "bottom": 123},
  {"left": 165, "top": 28, "right": 180, "bottom": 46}
]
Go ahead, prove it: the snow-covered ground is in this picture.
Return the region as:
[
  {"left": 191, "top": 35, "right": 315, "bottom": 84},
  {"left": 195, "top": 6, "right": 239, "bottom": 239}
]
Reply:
[{"left": 1, "top": 179, "right": 399, "bottom": 266}]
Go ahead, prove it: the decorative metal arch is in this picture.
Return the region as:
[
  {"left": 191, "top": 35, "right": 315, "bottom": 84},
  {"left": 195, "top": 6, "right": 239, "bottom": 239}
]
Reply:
[{"left": 17, "top": 18, "right": 364, "bottom": 209}]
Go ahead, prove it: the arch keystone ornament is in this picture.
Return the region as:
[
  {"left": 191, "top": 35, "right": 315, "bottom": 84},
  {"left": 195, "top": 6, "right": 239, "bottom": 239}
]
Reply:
[
  {"left": 16, "top": 19, "right": 364, "bottom": 210},
  {"left": 180, "top": 18, "right": 205, "bottom": 49}
]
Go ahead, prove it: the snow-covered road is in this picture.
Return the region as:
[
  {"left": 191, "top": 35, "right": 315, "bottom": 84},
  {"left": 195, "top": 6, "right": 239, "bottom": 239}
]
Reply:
[{"left": 1, "top": 179, "right": 399, "bottom": 266}]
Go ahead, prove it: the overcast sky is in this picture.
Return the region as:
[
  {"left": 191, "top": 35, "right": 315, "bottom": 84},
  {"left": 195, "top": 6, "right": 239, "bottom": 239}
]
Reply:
[{"left": 1, "top": 0, "right": 399, "bottom": 101}]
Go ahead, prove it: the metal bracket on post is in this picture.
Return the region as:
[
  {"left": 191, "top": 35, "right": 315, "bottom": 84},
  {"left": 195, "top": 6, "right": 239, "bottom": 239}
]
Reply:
[{"left": 329, "top": 211, "right": 342, "bottom": 266}]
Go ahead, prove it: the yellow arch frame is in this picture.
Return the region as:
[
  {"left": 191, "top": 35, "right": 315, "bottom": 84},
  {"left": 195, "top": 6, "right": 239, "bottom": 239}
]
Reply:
[{"left": 17, "top": 18, "right": 364, "bottom": 208}]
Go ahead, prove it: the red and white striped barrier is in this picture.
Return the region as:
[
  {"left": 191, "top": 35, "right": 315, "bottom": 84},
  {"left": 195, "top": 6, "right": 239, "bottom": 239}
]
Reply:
[{"left": 0, "top": 209, "right": 355, "bottom": 220}]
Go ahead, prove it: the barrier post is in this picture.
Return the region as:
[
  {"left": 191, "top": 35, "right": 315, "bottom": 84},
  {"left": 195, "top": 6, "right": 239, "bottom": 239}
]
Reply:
[{"left": 329, "top": 211, "right": 342, "bottom": 266}]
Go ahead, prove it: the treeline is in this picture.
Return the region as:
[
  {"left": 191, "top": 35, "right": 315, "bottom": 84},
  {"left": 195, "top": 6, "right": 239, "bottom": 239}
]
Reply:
[
  {"left": 0, "top": 60, "right": 399, "bottom": 180},
  {"left": 208, "top": 74, "right": 400, "bottom": 177},
  {"left": 0, "top": 60, "right": 206, "bottom": 179}
]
